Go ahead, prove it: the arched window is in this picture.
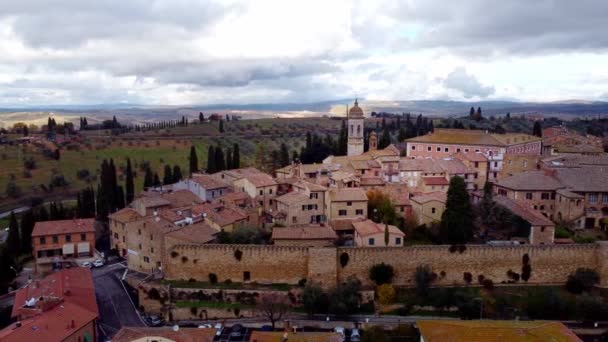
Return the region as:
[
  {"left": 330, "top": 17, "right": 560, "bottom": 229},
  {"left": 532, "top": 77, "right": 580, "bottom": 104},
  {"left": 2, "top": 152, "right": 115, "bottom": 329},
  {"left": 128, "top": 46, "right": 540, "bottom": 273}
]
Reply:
[
  {"left": 350, "top": 125, "right": 354, "bottom": 134},
  {"left": 357, "top": 125, "right": 361, "bottom": 134}
]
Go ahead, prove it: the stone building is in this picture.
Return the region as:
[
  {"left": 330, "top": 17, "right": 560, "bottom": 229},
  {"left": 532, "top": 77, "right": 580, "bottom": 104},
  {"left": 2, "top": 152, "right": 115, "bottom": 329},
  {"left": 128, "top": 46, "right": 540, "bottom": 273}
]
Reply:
[
  {"left": 410, "top": 192, "right": 447, "bottom": 226},
  {"left": 274, "top": 181, "right": 327, "bottom": 226},
  {"left": 352, "top": 219, "right": 405, "bottom": 247},
  {"left": 271, "top": 225, "right": 337, "bottom": 246},
  {"left": 233, "top": 173, "right": 278, "bottom": 212},
  {"left": 326, "top": 188, "right": 368, "bottom": 221},
  {"left": 172, "top": 173, "right": 230, "bottom": 201}
]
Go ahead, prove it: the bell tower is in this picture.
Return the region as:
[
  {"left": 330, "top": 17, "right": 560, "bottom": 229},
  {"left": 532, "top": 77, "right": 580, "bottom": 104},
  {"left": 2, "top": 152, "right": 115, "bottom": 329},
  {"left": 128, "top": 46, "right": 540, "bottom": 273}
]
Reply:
[{"left": 347, "top": 99, "right": 365, "bottom": 156}]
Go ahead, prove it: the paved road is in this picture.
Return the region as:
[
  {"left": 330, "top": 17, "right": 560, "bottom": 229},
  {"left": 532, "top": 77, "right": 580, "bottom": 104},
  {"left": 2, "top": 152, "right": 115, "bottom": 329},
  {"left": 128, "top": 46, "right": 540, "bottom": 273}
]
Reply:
[
  {"left": 0, "top": 206, "right": 30, "bottom": 219},
  {"left": 93, "top": 263, "right": 146, "bottom": 341}
]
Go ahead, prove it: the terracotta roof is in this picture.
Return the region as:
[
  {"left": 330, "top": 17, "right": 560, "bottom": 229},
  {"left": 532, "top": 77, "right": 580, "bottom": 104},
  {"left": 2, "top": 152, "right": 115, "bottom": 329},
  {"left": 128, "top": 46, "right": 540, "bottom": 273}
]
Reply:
[
  {"left": 32, "top": 218, "right": 95, "bottom": 237},
  {"left": 191, "top": 173, "right": 230, "bottom": 189},
  {"left": 556, "top": 188, "right": 584, "bottom": 199},
  {"left": 436, "top": 158, "right": 473, "bottom": 174},
  {"left": 542, "top": 154, "right": 608, "bottom": 168},
  {"left": 555, "top": 167, "right": 608, "bottom": 192},
  {"left": 1, "top": 269, "right": 100, "bottom": 342},
  {"left": 245, "top": 173, "right": 277, "bottom": 187},
  {"left": 166, "top": 222, "right": 217, "bottom": 244},
  {"left": 162, "top": 190, "right": 203, "bottom": 207},
  {"left": 137, "top": 195, "right": 172, "bottom": 207},
  {"left": 494, "top": 196, "right": 554, "bottom": 226},
  {"left": 411, "top": 192, "right": 447, "bottom": 204},
  {"left": 113, "top": 327, "right": 216, "bottom": 342},
  {"left": 423, "top": 177, "right": 449, "bottom": 186},
  {"left": 250, "top": 331, "right": 343, "bottom": 342},
  {"left": 271, "top": 226, "right": 337, "bottom": 241},
  {"left": 399, "top": 158, "right": 444, "bottom": 173},
  {"left": 275, "top": 191, "right": 309, "bottom": 205},
  {"left": 293, "top": 180, "right": 327, "bottom": 192},
  {"left": 495, "top": 171, "right": 564, "bottom": 191},
  {"left": 417, "top": 320, "right": 581, "bottom": 342},
  {"left": 452, "top": 151, "right": 488, "bottom": 162},
  {"left": 330, "top": 170, "right": 356, "bottom": 181},
  {"left": 329, "top": 188, "right": 368, "bottom": 202},
  {"left": 216, "top": 191, "right": 251, "bottom": 204},
  {"left": 193, "top": 203, "right": 248, "bottom": 227},
  {"left": 352, "top": 219, "right": 404, "bottom": 237},
  {"left": 109, "top": 208, "right": 141, "bottom": 223},
  {"left": 406, "top": 129, "right": 541, "bottom": 147},
  {"left": 360, "top": 176, "right": 385, "bottom": 186}
]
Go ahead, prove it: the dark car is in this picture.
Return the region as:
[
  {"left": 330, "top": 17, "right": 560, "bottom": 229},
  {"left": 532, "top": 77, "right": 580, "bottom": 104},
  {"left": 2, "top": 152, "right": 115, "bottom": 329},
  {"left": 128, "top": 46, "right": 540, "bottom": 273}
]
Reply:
[
  {"left": 230, "top": 324, "right": 244, "bottom": 338},
  {"left": 260, "top": 325, "right": 273, "bottom": 331},
  {"left": 146, "top": 315, "right": 164, "bottom": 327}
]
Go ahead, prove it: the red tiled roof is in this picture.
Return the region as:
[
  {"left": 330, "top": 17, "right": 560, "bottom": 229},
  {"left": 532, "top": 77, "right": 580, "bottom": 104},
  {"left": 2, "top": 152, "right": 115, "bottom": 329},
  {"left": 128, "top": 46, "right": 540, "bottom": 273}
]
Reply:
[
  {"left": 191, "top": 173, "right": 230, "bottom": 190},
  {"left": 494, "top": 196, "right": 554, "bottom": 227},
  {"left": 411, "top": 192, "right": 447, "bottom": 204},
  {"left": 245, "top": 173, "right": 277, "bottom": 187},
  {"left": 108, "top": 208, "right": 141, "bottom": 223},
  {"left": 113, "top": 327, "right": 216, "bottom": 342},
  {"left": 452, "top": 151, "right": 488, "bottom": 162},
  {"left": 352, "top": 219, "right": 404, "bottom": 237},
  {"left": 32, "top": 219, "right": 95, "bottom": 237},
  {"left": 166, "top": 222, "right": 218, "bottom": 244}
]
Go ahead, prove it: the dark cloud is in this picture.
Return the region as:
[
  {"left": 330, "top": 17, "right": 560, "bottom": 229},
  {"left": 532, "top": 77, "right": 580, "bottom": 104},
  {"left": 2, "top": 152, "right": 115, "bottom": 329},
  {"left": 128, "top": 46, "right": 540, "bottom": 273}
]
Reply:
[{"left": 443, "top": 67, "right": 494, "bottom": 98}]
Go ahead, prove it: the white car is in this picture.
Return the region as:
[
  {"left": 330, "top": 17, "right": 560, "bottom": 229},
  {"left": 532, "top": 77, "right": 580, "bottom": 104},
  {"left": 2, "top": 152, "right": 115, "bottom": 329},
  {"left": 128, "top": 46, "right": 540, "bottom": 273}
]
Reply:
[
  {"left": 80, "top": 261, "right": 92, "bottom": 268},
  {"left": 214, "top": 323, "right": 224, "bottom": 336},
  {"left": 92, "top": 259, "right": 105, "bottom": 268}
]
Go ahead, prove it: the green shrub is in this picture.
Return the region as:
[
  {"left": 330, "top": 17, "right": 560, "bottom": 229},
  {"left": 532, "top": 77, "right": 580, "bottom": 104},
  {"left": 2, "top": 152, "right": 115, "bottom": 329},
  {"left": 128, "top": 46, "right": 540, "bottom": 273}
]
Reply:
[{"left": 369, "top": 263, "right": 395, "bottom": 285}]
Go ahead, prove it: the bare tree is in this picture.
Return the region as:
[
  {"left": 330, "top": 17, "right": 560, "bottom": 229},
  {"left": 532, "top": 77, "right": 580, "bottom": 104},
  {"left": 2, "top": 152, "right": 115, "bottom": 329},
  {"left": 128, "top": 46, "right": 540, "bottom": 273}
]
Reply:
[{"left": 256, "top": 293, "right": 290, "bottom": 329}]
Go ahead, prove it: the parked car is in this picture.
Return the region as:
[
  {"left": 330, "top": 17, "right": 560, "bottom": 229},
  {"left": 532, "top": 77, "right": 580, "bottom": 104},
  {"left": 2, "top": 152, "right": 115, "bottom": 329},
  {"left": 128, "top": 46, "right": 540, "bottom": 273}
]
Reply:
[
  {"left": 230, "top": 324, "right": 244, "bottom": 338},
  {"left": 92, "top": 259, "right": 105, "bottom": 268},
  {"left": 350, "top": 328, "right": 361, "bottom": 342},
  {"left": 146, "top": 315, "right": 164, "bottom": 327},
  {"left": 260, "top": 325, "right": 273, "bottom": 331},
  {"left": 80, "top": 261, "right": 91, "bottom": 268},
  {"left": 198, "top": 324, "right": 212, "bottom": 329},
  {"left": 214, "top": 323, "right": 224, "bottom": 336}
]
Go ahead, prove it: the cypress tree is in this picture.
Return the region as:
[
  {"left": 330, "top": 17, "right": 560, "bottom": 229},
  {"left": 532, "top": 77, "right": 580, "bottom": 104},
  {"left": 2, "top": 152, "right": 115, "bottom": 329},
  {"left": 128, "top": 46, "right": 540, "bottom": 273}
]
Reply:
[
  {"left": 153, "top": 173, "right": 161, "bottom": 187},
  {"left": 116, "top": 186, "right": 126, "bottom": 209},
  {"left": 38, "top": 206, "right": 49, "bottom": 221},
  {"left": 163, "top": 165, "right": 173, "bottom": 185},
  {"left": 189, "top": 146, "right": 198, "bottom": 175},
  {"left": 226, "top": 148, "right": 233, "bottom": 170},
  {"left": 125, "top": 158, "right": 134, "bottom": 204},
  {"left": 143, "top": 167, "right": 154, "bottom": 188},
  {"left": 440, "top": 176, "right": 474, "bottom": 244},
  {"left": 6, "top": 212, "right": 21, "bottom": 257},
  {"left": 172, "top": 165, "right": 183, "bottom": 182},
  {"left": 232, "top": 143, "right": 240, "bottom": 169},
  {"left": 219, "top": 120, "right": 224, "bottom": 133},
  {"left": 215, "top": 146, "right": 225, "bottom": 172},
  {"left": 279, "top": 143, "right": 290, "bottom": 167},
  {"left": 533, "top": 121, "right": 542, "bottom": 137},
  {"left": 207, "top": 145, "right": 216, "bottom": 173},
  {"left": 469, "top": 107, "right": 475, "bottom": 118},
  {"left": 20, "top": 210, "right": 35, "bottom": 254}
]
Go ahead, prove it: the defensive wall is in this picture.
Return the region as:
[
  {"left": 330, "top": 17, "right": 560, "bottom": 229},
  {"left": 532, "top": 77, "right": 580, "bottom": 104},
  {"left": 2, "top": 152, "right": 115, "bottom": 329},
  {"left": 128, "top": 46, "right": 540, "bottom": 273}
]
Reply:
[{"left": 164, "top": 242, "right": 608, "bottom": 288}]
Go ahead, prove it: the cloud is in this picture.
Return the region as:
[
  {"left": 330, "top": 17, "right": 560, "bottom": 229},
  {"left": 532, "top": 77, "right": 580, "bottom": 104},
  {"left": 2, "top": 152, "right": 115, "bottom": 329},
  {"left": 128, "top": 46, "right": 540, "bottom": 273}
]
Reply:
[{"left": 443, "top": 67, "right": 495, "bottom": 99}]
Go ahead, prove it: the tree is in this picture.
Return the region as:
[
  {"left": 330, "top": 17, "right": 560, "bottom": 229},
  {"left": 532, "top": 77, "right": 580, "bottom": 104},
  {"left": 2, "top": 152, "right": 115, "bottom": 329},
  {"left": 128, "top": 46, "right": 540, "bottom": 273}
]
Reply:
[
  {"left": 207, "top": 145, "right": 216, "bottom": 173},
  {"left": 116, "top": 186, "right": 125, "bottom": 210},
  {"left": 379, "top": 126, "right": 391, "bottom": 149},
  {"left": 256, "top": 293, "right": 290, "bottom": 329},
  {"left": 440, "top": 176, "right": 474, "bottom": 244},
  {"left": 566, "top": 268, "right": 599, "bottom": 294},
  {"left": 279, "top": 143, "right": 290, "bottom": 168},
  {"left": 19, "top": 210, "right": 35, "bottom": 254},
  {"left": 232, "top": 143, "right": 240, "bottom": 169},
  {"left": 153, "top": 173, "right": 161, "bottom": 187},
  {"left": 125, "top": 158, "right": 135, "bottom": 204},
  {"left": 414, "top": 265, "right": 435, "bottom": 297},
  {"left": 5, "top": 180, "right": 21, "bottom": 198},
  {"left": 172, "top": 165, "right": 183, "bottom": 182},
  {"left": 329, "top": 276, "right": 362, "bottom": 315},
  {"left": 6, "top": 212, "right": 21, "bottom": 257},
  {"left": 143, "top": 167, "right": 154, "bottom": 188},
  {"left": 219, "top": 120, "right": 224, "bottom": 133},
  {"left": 199, "top": 112, "right": 204, "bottom": 122},
  {"left": 475, "top": 107, "right": 483, "bottom": 121},
  {"left": 214, "top": 146, "right": 225, "bottom": 172},
  {"left": 189, "top": 145, "right": 198, "bottom": 175},
  {"left": 469, "top": 107, "right": 475, "bottom": 119},
  {"left": 369, "top": 263, "right": 395, "bottom": 285},
  {"left": 377, "top": 284, "right": 396, "bottom": 305},
  {"left": 301, "top": 282, "right": 328, "bottom": 317},
  {"left": 367, "top": 190, "right": 397, "bottom": 225},
  {"left": 532, "top": 121, "right": 543, "bottom": 137},
  {"left": 163, "top": 165, "right": 173, "bottom": 185}
]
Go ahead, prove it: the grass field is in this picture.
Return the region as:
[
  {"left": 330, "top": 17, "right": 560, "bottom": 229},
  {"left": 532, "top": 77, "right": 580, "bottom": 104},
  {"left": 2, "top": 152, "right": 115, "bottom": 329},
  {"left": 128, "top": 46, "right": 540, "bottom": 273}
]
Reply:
[{"left": 0, "top": 117, "right": 344, "bottom": 211}]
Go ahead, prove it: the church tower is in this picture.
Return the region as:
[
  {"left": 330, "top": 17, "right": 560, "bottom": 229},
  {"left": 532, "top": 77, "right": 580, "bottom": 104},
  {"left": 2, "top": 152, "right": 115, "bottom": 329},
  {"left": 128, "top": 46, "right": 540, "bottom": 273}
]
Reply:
[{"left": 347, "top": 99, "right": 365, "bottom": 156}]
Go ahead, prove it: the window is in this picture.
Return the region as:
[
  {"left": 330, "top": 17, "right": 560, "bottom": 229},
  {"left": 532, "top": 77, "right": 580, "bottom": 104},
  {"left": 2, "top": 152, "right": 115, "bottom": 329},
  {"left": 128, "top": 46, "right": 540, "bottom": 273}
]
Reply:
[
  {"left": 603, "top": 193, "right": 608, "bottom": 203},
  {"left": 52, "top": 236, "right": 58, "bottom": 243},
  {"left": 113, "top": 233, "right": 118, "bottom": 239},
  {"left": 464, "top": 148, "right": 469, "bottom": 152},
  {"left": 307, "top": 205, "right": 313, "bottom": 210},
  {"left": 310, "top": 192, "right": 318, "bottom": 199},
  {"left": 494, "top": 162, "right": 498, "bottom": 167},
  {"left": 589, "top": 193, "right": 598, "bottom": 203},
  {"left": 122, "top": 236, "right": 125, "bottom": 242},
  {"left": 400, "top": 207, "right": 404, "bottom": 212},
  {"left": 395, "top": 237, "right": 402, "bottom": 245},
  {"left": 143, "top": 256, "right": 150, "bottom": 263},
  {"left": 40, "top": 237, "right": 46, "bottom": 244},
  {"left": 551, "top": 193, "right": 556, "bottom": 200},
  {"left": 457, "top": 148, "right": 461, "bottom": 152},
  {"left": 339, "top": 210, "right": 347, "bottom": 216},
  {"left": 444, "top": 147, "right": 449, "bottom": 152},
  {"left": 356, "top": 209, "right": 364, "bottom": 215},
  {"left": 150, "top": 234, "right": 154, "bottom": 241},
  {"left": 474, "top": 173, "right": 478, "bottom": 179},
  {"left": 80, "top": 233, "right": 86, "bottom": 241},
  {"left": 151, "top": 247, "right": 154, "bottom": 253},
  {"left": 411, "top": 145, "right": 416, "bottom": 150},
  {"left": 138, "top": 243, "right": 142, "bottom": 250},
  {"left": 244, "top": 271, "right": 251, "bottom": 282},
  {"left": 431, "top": 207, "right": 436, "bottom": 214},
  {"left": 427, "top": 146, "right": 432, "bottom": 152},
  {"left": 292, "top": 216, "right": 297, "bottom": 223},
  {"left": 368, "top": 238, "right": 375, "bottom": 246},
  {"left": 302, "top": 205, "right": 306, "bottom": 211},
  {"left": 65, "top": 234, "right": 71, "bottom": 242},
  {"left": 523, "top": 160, "right": 528, "bottom": 168},
  {"left": 347, "top": 201, "right": 352, "bottom": 206},
  {"left": 526, "top": 192, "right": 533, "bottom": 200},
  {"left": 138, "top": 229, "right": 141, "bottom": 235},
  {"left": 541, "top": 193, "right": 550, "bottom": 200},
  {"left": 474, "top": 162, "right": 479, "bottom": 168},
  {"left": 436, "top": 147, "right": 441, "bottom": 152},
  {"left": 269, "top": 189, "right": 273, "bottom": 195},
  {"left": 259, "top": 190, "right": 263, "bottom": 196}
]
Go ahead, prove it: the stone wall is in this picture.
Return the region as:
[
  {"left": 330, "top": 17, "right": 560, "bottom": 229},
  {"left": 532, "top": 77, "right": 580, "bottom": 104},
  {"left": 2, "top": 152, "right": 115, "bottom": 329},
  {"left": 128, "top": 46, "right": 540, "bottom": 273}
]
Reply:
[{"left": 164, "top": 243, "right": 608, "bottom": 288}]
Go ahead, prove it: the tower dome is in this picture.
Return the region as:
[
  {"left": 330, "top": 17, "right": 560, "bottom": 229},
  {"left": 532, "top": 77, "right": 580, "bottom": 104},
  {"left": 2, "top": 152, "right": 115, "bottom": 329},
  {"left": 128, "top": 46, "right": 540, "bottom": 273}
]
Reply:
[{"left": 348, "top": 99, "right": 364, "bottom": 118}]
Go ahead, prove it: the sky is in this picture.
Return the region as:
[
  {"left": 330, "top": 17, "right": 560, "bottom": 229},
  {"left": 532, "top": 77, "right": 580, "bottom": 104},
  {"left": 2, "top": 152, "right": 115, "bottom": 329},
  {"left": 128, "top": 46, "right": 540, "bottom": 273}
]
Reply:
[{"left": 0, "top": 0, "right": 608, "bottom": 106}]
